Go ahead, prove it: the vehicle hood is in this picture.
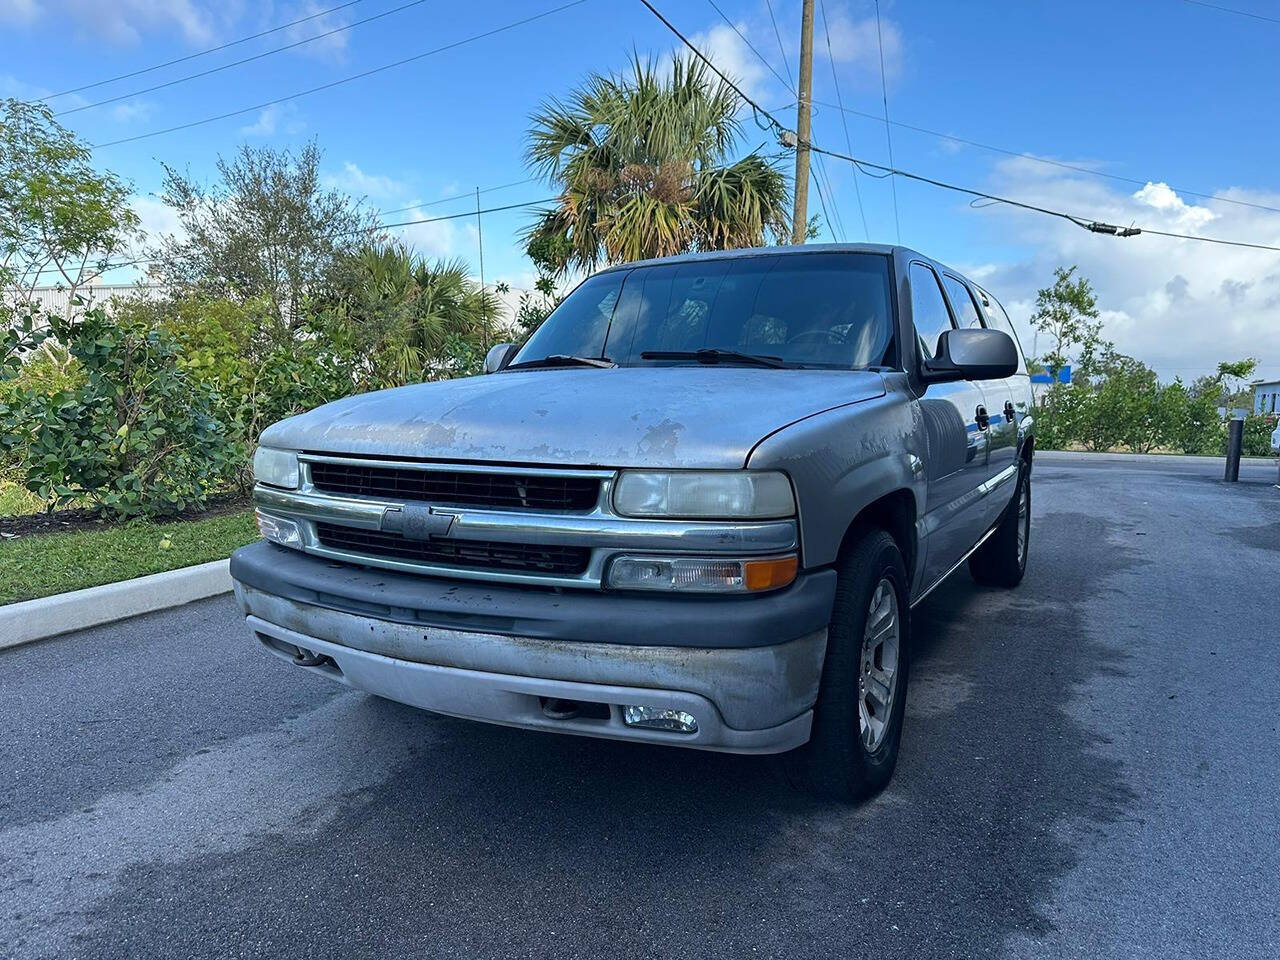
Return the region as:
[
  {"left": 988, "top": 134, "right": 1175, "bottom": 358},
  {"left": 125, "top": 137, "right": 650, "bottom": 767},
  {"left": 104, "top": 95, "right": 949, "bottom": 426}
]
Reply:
[{"left": 259, "top": 366, "right": 886, "bottom": 469}]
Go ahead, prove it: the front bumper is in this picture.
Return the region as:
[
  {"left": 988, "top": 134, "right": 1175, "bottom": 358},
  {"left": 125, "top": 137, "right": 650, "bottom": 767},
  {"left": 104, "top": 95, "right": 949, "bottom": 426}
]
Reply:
[{"left": 231, "top": 543, "right": 834, "bottom": 753}]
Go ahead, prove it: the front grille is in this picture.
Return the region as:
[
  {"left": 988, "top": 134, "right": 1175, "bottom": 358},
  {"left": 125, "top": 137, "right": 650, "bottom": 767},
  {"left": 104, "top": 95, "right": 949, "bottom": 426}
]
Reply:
[
  {"left": 308, "top": 460, "right": 601, "bottom": 511},
  {"left": 315, "top": 522, "right": 591, "bottom": 576}
]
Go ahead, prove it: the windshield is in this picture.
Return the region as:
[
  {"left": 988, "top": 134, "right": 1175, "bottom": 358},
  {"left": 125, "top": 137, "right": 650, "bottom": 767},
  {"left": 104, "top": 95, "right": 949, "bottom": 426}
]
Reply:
[{"left": 511, "top": 252, "right": 895, "bottom": 370}]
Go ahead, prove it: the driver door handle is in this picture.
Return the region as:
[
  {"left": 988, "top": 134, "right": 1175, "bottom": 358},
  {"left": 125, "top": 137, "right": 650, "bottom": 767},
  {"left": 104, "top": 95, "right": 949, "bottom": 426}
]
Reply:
[{"left": 975, "top": 405, "right": 990, "bottom": 430}]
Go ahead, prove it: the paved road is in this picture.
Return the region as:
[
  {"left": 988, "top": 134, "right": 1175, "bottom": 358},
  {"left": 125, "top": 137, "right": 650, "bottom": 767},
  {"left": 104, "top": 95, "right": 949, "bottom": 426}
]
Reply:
[{"left": 2, "top": 458, "right": 1277, "bottom": 959}]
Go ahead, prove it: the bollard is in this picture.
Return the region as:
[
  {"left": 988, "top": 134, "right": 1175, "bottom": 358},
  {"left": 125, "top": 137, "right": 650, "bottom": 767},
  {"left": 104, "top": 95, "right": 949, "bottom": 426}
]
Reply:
[{"left": 1224, "top": 418, "right": 1243, "bottom": 482}]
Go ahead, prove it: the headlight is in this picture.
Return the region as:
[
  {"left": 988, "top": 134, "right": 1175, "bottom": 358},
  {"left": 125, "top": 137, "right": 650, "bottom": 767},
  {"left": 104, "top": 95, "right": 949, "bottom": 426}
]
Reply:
[
  {"left": 613, "top": 471, "right": 794, "bottom": 519},
  {"left": 252, "top": 446, "right": 299, "bottom": 489},
  {"left": 606, "top": 554, "right": 798, "bottom": 593}
]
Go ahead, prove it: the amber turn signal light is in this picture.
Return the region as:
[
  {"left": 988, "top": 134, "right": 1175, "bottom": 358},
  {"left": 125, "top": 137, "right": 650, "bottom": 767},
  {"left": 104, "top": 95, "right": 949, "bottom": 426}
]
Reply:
[{"left": 743, "top": 554, "right": 799, "bottom": 591}]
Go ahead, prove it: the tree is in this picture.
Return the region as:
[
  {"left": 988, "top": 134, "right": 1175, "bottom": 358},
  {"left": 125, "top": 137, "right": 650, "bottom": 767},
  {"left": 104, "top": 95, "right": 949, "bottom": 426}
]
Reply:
[
  {"left": 0, "top": 98, "right": 140, "bottom": 313},
  {"left": 321, "top": 240, "right": 501, "bottom": 386},
  {"left": 1214, "top": 357, "right": 1258, "bottom": 411},
  {"left": 148, "top": 141, "right": 377, "bottom": 326},
  {"left": 1029, "top": 265, "right": 1103, "bottom": 377},
  {"left": 524, "top": 53, "right": 790, "bottom": 276}
]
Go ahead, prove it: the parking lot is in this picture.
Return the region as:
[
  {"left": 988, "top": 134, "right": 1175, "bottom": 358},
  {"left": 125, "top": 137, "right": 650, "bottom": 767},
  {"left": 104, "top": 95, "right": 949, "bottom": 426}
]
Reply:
[{"left": 2, "top": 454, "right": 1277, "bottom": 960}]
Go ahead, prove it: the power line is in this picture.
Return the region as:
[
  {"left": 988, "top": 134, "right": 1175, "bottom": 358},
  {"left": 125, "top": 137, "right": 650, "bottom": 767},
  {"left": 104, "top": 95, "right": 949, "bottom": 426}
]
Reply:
[
  {"left": 346, "top": 199, "right": 553, "bottom": 238},
  {"left": 90, "top": 0, "right": 590, "bottom": 149},
  {"left": 57, "top": 0, "right": 433, "bottom": 117},
  {"left": 636, "top": 0, "right": 785, "bottom": 137},
  {"left": 873, "top": 0, "right": 900, "bottom": 242},
  {"left": 635, "top": 0, "right": 1280, "bottom": 253},
  {"left": 26, "top": 192, "right": 551, "bottom": 280},
  {"left": 704, "top": 1, "right": 793, "bottom": 93},
  {"left": 42, "top": 0, "right": 371, "bottom": 101},
  {"left": 811, "top": 151, "right": 844, "bottom": 241},
  {"left": 373, "top": 177, "right": 539, "bottom": 219},
  {"left": 1179, "top": 0, "right": 1280, "bottom": 24},
  {"left": 764, "top": 0, "right": 795, "bottom": 86},
  {"left": 818, "top": 0, "right": 868, "bottom": 239},
  {"left": 809, "top": 156, "right": 839, "bottom": 242},
  {"left": 803, "top": 97, "right": 1280, "bottom": 217},
  {"left": 808, "top": 143, "right": 1280, "bottom": 252}
]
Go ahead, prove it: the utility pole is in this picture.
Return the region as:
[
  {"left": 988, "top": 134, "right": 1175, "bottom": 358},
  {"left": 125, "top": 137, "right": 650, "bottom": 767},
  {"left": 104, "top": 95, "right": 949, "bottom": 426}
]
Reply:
[
  {"left": 791, "top": 0, "right": 815, "bottom": 244},
  {"left": 475, "top": 186, "right": 488, "bottom": 352}
]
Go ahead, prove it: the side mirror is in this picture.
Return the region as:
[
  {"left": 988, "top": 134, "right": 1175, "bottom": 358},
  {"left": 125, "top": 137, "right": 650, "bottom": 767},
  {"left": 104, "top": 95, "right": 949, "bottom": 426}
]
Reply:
[
  {"left": 483, "top": 342, "right": 519, "bottom": 374},
  {"left": 922, "top": 328, "right": 1018, "bottom": 384}
]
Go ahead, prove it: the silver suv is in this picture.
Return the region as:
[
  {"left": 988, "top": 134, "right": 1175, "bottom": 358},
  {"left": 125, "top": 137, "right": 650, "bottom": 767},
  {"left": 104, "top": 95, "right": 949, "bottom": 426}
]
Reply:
[{"left": 231, "top": 244, "right": 1034, "bottom": 802}]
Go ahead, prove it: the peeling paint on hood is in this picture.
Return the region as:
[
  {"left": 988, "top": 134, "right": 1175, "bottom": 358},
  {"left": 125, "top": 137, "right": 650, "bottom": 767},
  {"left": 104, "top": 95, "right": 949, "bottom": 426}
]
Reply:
[{"left": 259, "top": 366, "right": 886, "bottom": 469}]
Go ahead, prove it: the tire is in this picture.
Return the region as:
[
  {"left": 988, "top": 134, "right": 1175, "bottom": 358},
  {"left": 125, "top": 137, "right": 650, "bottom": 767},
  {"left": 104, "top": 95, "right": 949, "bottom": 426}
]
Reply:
[
  {"left": 785, "top": 529, "right": 910, "bottom": 803},
  {"left": 969, "top": 463, "right": 1030, "bottom": 588}
]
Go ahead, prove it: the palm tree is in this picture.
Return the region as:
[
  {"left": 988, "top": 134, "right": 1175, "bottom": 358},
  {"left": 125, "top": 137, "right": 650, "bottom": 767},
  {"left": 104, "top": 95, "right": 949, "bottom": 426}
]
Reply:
[
  {"left": 525, "top": 53, "right": 790, "bottom": 276},
  {"left": 327, "top": 240, "right": 501, "bottom": 385}
]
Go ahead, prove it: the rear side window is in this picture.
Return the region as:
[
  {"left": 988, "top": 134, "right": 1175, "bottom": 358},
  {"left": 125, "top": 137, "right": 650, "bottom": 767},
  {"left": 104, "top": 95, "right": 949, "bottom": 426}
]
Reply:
[
  {"left": 909, "top": 263, "right": 954, "bottom": 359},
  {"left": 975, "top": 286, "right": 1028, "bottom": 373},
  {"left": 943, "top": 275, "right": 985, "bottom": 329}
]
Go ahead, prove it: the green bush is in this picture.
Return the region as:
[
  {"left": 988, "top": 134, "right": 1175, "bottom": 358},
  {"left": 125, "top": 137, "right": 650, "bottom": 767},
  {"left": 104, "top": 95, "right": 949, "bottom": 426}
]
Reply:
[
  {"left": 4, "top": 307, "right": 238, "bottom": 518},
  {"left": 1034, "top": 358, "right": 1232, "bottom": 456},
  {"left": 122, "top": 295, "right": 358, "bottom": 485},
  {"left": 1241, "top": 413, "right": 1277, "bottom": 458}
]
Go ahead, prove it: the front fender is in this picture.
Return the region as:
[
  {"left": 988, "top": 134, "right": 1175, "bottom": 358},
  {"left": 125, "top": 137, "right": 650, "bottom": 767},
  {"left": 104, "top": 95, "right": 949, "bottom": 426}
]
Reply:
[{"left": 746, "top": 384, "right": 927, "bottom": 575}]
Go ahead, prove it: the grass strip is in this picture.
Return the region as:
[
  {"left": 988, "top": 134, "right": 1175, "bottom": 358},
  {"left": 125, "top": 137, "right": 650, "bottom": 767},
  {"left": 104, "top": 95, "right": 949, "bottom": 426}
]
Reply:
[{"left": 0, "top": 510, "right": 257, "bottom": 605}]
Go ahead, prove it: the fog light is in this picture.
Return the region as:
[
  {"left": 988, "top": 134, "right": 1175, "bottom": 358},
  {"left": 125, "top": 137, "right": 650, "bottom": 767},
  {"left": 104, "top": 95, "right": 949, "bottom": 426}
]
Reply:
[
  {"left": 256, "top": 510, "right": 302, "bottom": 549},
  {"left": 622, "top": 705, "right": 699, "bottom": 734}
]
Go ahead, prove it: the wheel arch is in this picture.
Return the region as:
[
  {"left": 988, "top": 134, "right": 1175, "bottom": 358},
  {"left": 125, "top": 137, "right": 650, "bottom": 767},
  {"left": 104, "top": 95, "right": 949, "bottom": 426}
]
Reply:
[{"left": 836, "top": 489, "right": 919, "bottom": 590}]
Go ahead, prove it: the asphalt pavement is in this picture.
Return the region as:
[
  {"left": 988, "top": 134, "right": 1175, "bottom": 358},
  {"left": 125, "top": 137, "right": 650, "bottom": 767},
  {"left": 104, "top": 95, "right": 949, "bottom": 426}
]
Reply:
[{"left": 2, "top": 455, "right": 1277, "bottom": 959}]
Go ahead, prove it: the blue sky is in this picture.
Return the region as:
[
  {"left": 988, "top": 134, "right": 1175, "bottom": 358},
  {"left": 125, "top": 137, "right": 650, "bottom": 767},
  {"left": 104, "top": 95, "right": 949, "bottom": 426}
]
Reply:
[{"left": 3, "top": 0, "right": 1278, "bottom": 381}]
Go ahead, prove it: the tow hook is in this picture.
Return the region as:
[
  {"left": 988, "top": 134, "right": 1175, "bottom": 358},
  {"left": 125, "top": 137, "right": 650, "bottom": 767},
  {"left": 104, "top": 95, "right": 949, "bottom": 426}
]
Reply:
[
  {"left": 292, "top": 647, "right": 330, "bottom": 667},
  {"left": 541, "top": 698, "right": 582, "bottom": 720}
]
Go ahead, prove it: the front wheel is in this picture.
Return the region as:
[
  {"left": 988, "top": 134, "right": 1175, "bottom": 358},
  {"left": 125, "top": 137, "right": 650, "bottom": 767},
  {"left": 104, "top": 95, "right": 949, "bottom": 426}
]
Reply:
[
  {"left": 969, "top": 465, "right": 1030, "bottom": 587},
  {"left": 785, "top": 529, "right": 910, "bottom": 803}
]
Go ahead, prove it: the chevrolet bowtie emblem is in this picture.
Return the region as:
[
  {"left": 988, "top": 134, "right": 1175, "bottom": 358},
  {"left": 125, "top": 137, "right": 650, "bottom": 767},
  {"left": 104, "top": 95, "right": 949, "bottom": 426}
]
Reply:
[{"left": 380, "top": 504, "right": 457, "bottom": 540}]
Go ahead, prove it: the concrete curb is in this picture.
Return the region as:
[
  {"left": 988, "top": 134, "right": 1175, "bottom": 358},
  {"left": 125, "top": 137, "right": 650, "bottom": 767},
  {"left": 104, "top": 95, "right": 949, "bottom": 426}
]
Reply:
[
  {"left": 0, "top": 559, "right": 232, "bottom": 651},
  {"left": 1038, "top": 450, "right": 1274, "bottom": 466}
]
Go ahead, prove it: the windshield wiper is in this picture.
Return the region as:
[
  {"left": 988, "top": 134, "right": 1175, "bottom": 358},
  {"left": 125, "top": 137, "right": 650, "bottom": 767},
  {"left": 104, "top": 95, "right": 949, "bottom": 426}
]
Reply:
[
  {"left": 640, "top": 348, "right": 792, "bottom": 369},
  {"left": 504, "top": 354, "right": 616, "bottom": 371}
]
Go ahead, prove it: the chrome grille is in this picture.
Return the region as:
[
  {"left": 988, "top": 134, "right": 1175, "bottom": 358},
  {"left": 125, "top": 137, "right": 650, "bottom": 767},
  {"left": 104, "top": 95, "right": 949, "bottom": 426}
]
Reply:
[
  {"left": 315, "top": 522, "right": 591, "bottom": 576},
  {"left": 308, "top": 460, "right": 600, "bottom": 511}
]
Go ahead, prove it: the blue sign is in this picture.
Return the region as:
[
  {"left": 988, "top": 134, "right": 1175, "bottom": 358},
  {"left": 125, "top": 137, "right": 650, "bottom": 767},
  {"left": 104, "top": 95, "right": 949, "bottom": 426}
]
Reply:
[{"left": 1031, "top": 365, "right": 1072, "bottom": 385}]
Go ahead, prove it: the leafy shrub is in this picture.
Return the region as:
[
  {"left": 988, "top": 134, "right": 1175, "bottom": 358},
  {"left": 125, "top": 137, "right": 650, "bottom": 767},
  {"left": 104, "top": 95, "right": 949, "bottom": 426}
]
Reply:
[
  {"left": 4, "top": 307, "right": 238, "bottom": 518},
  {"left": 1034, "top": 354, "right": 1238, "bottom": 456},
  {"left": 120, "top": 295, "right": 358, "bottom": 486},
  {"left": 1241, "top": 414, "right": 1278, "bottom": 458}
]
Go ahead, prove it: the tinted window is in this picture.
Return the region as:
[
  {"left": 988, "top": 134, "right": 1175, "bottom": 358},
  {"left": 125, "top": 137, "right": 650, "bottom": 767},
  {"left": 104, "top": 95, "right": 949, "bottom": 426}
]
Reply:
[
  {"left": 521, "top": 253, "right": 895, "bottom": 370},
  {"left": 975, "top": 285, "right": 1028, "bottom": 373},
  {"left": 511, "top": 272, "right": 626, "bottom": 363},
  {"left": 909, "top": 263, "right": 954, "bottom": 359},
  {"left": 943, "top": 275, "right": 984, "bottom": 328}
]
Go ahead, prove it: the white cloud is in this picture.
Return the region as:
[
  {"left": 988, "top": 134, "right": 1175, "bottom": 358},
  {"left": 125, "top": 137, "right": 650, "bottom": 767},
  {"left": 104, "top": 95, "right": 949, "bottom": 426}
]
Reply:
[
  {"left": 279, "top": 0, "right": 352, "bottom": 60},
  {"left": 52, "top": 0, "right": 221, "bottom": 47},
  {"left": 396, "top": 210, "right": 459, "bottom": 260},
  {"left": 958, "top": 160, "right": 1280, "bottom": 383},
  {"left": 109, "top": 100, "right": 153, "bottom": 124},
  {"left": 322, "top": 162, "right": 406, "bottom": 200},
  {"left": 0, "top": 0, "right": 40, "bottom": 25},
  {"left": 823, "top": 7, "right": 904, "bottom": 87},
  {"left": 0, "top": 72, "right": 87, "bottom": 107},
  {"left": 687, "top": 22, "right": 775, "bottom": 101},
  {"left": 239, "top": 103, "right": 305, "bottom": 137},
  {"left": 131, "top": 193, "right": 184, "bottom": 246}
]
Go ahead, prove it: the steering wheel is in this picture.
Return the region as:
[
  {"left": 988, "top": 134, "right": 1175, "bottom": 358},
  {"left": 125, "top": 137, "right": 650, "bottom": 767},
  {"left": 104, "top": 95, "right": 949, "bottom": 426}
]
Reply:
[{"left": 787, "top": 329, "right": 839, "bottom": 345}]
